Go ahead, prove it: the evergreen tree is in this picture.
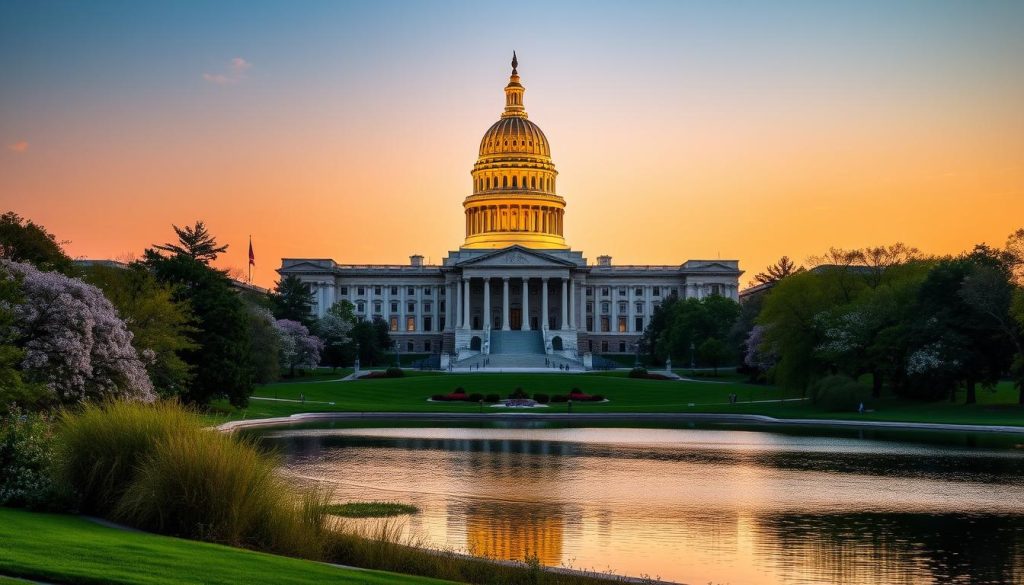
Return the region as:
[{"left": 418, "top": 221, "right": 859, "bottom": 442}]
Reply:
[
  {"left": 272, "top": 275, "right": 315, "bottom": 325},
  {"left": 153, "top": 220, "right": 228, "bottom": 264}
]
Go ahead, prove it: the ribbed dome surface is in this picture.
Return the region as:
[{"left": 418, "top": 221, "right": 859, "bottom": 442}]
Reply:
[{"left": 479, "top": 117, "right": 550, "bottom": 157}]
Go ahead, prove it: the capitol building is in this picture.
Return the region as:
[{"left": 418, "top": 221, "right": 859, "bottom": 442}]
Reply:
[{"left": 279, "top": 55, "right": 741, "bottom": 369}]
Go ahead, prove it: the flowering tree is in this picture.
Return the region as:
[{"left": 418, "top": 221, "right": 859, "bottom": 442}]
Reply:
[
  {"left": 2, "top": 260, "right": 154, "bottom": 404},
  {"left": 273, "top": 318, "right": 323, "bottom": 375},
  {"left": 744, "top": 324, "right": 777, "bottom": 372}
]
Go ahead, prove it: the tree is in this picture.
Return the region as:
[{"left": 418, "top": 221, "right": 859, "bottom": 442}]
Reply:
[
  {"left": 317, "top": 301, "right": 355, "bottom": 370},
  {"left": 272, "top": 275, "right": 314, "bottom": 325},
  {"left": 0, "top": 212, "right": 71, "bottom": 273},
  {"left": 245, "top": 306, "right": 281, "bottom": 385},
  {"left": 753, "top": 256, "right": 804, "bottom": 286},
  {"left": 274, "top": 319, "right": 324, "bottom": 376},
  {"left": 153, "top": 220, "right": 228, "bottom": 264},
  {"left": 350, "top": 317, "right": 392, "bottom": 366},
  {"left": 144, "top": 252, "right": 251, "bottom": 407},
  {"left": 0, "top": 267, "right": 45, "bottom": 409},
  {"left": 1, "top": 260, "right": 155, "bottom": 405},
  {"left": 698, "top": 338, "right": 729, "bottom": 375},
  {"left": 82, "top": 264, "right": 196, "bottom": 398}
]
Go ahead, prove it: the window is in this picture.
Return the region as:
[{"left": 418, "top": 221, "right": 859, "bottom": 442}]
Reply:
[
  {"left": 406, "top": 316, "right": 415, "bottom": 331},
  {"left": 619, "top": 288, "right": 627, "bottom": 297},
  {"left": 390, "top": 302, "right": 398, "bottom": 313},
  {"left": 406, "top": 341, "right": 414, "bottom": 352},
  {"left": 440, "top": 301, "right": 445, "bottom": 312},
  {"left": 440, "top": 287, "right": 445, "bottom": 297},
  {"left": 424, "top": 340, "right": 432, "bottom": 352},
  {"left": 636, "top": 302, "right": 644, "bottom": 314},
  {"left": 389, "top": 317, "right": 398, "bottom": 331},
  {"left": 586, "top": 302, "right": 593, "bottom": 314},
  {"left": 619, "top": 302, "right": 627, "bottom": 314},
  {"left": 710, "top": 284, "right": 724, "bottom": 296},
  {"left": 374, "top": 286, "right": 381, "bottom": 296},
  {"left": 601, "top": 287, "right": 610, "bottom": 297},
  {"left": 618, "top": 317, "right": 627, "bottom": 333},
  {"left": 653, "top": 287, "right": 661, "bottom": 296},
  {"left": 357, "top": 287, "right": 365, "bottom": 296},
  {"left": 425, "top": 287, "right": 432, "bottom": 296},
  {"left": 424, "top": 316, "right": 432, "bottom": 332},
  {"left": 439, "top": 317, "right": 446, "bottom": 330},
  {"left": 635, "top": 317, "right": 643, "bottom": 332},
  {"left": 424, "top": 302, "right": 432, "bottom": 312},
  {"left": 390, "top": 286, "right": 398, "bottom": 295},
  {"left": 340, "top": 287, "right": 348, "bottom": 295},
  {"left": 619, "top": 341, "right": 626, "bottom": 353},
  {"left": 601, "top": 340, "right": 609, "bottom": 352},
  {"left": 586, "top": 316, "right": 593, "bottom": 331},
  {"left": 601, "top": 316, "right": 610, "bottom": 332},
  {"left": 601, "top": 302, "right": 610, "bottom": 314},
  {"left": 357, "top": 302, "right": 365, "bottom": 313},
  {"left": 586, "top": 287, "right": 593, "bottom": 296},
  {"left": 408, "top": 287, "right": 415, "bottom": 295},
  {"left": 373, "top": 302, "right": 382, "bottom": 314},
  {"left": 408, "top": 302, "right": 415, "bottom": 313}
]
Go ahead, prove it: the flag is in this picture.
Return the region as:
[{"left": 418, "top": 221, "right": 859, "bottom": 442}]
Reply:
[{"left": 248, "top": 237, "right": 255, "bottom": 266}]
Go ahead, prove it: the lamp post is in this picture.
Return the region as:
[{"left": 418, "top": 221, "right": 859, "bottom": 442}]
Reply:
[
  {"left": 634, "top": 342, "right": 640, "bottom": 368},
  {"left": 394, "top": 340, "right": 400, "bottom": 368},
  {"left": 568, "top": 399, "right": 573, "bottom": 414},
  {"left": 690, "top": 341, "right": 696, "bottom": 370}
]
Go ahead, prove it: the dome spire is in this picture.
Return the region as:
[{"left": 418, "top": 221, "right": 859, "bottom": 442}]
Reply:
[{"left": 502, "top": 51, "right": 527, "bottom": 119}]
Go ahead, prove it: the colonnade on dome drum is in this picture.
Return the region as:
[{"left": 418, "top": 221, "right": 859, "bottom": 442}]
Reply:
[{"left": 465, "top": 204, "right": 563, "bottom": 237}]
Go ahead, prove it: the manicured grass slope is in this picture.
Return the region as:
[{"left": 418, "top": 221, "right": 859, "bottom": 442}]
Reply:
[
  {"left": 208, "top": 373, "right": 1024, "bottom": 427},
  {"left": 0, "top": 508, "right": 456, "bottom": 585}
]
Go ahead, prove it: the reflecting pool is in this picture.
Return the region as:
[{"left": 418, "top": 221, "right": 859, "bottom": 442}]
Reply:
[{"left": 258, "top": 424, "right": 1024, "bottom": 584}]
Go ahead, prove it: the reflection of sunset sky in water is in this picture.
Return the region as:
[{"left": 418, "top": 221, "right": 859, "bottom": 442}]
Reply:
[{"left": 268, "top": 427, "right": 1024, "bottom": 584}]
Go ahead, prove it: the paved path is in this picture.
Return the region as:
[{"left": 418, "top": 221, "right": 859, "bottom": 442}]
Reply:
[{"left": 218, "top": 410, "right": 1024, "bottom": 435}]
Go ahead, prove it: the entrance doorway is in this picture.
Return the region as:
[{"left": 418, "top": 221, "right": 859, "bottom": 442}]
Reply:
[{"left": 510, "top": 308, "right": 522, "bottom": 330}]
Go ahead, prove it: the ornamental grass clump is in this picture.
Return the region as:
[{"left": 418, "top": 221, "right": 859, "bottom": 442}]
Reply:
[
  {"left": 58, "top": 400, "right": 328, "bottom": 558},
  {"left": 58, "top": 400, "right": 199, "bottom": 515}
]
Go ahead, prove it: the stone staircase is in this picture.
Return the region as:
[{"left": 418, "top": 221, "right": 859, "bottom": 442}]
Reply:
[{"left": 490, "top": 330, "right": 544, "bottom": 354}]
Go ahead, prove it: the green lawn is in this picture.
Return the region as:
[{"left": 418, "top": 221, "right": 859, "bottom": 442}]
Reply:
[
  {"left": 205, "top": 373, "right": 1024, "bottom": 427},
  {"left": 0, "top": 508, "right": 456, "bottom": 585}
]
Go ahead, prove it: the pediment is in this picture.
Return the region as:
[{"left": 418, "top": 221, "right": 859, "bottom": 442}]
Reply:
[
  {"left": 456, "top": 246, "right": 576, "bottom": 268},
  {"left": 278, "top": 260, "right": 334, "bottom": 273},
  {"left": 684, "top": 261, "right": 739, "bottom": 273}
]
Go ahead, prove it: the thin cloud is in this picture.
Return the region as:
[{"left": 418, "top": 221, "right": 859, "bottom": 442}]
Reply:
[
  {"left": 7, "top": 141, "right": 28, "bottom": 153},
  {"left": 203, "top": 57, "right": 252, "bottom": 85}
]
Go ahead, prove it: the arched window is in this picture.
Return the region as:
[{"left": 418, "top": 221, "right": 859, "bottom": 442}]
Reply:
[
  {"left": 512, "top": 176, "right": 518, "bottom": 188},
  {"left": 502, "top": 176, "right": 508, "bottom": 188},
  {"left": 531, "top": 177, "right": 536, "bottom": 189}
]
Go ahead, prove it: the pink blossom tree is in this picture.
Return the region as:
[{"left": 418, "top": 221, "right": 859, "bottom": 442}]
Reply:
[
  {"left": 273, "top": 318, "right": 324, "bottom": 376},
  {"left": 2, "top": 260, "right": 155, "bottom": 404}
]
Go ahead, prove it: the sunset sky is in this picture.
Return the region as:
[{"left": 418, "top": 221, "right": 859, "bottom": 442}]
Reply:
[{"left": 2, "top": 1, "right": 1023, "bottom": 287}]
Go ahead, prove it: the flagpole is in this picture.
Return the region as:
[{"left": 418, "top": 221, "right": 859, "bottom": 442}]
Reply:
[{"left": 248, "top": 235, "right": 252, "bottom": 284}]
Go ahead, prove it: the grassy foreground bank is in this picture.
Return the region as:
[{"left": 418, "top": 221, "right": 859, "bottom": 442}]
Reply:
[
  {"left": 209, "top": 373, "right": 1024, "bottom": 427},
  {"left": 0, "top": 508, "right": 454, "bottom": 585}
]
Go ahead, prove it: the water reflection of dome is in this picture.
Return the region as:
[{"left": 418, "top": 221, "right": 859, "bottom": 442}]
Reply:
[{"left": 464, "top": 502, "right": 564, "bottom": 566}]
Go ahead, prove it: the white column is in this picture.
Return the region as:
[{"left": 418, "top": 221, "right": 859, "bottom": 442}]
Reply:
[
  {"left": 541, "top": 278, "right": 549, "bottom": 330},
  {"left": 455, "top": 281, "right": 462, "bottom": 328},
  {"left": 569, "top": 277, "right": 576, "bottom": 329},
  {"left": 483, "top": 278, "right": 491, "bottom": 329},
  {"left": 463, "top": 277, "right": 471, "bottom": 329},
  {"left": 521, "top": 277, "right": 530, "bottom": 330},
  {"left": 416, "top": 286, "right": 423, "bottom": 332},
  {"left": 611, "top": 288, "right": 618, "bottom": 333},
  {"left": 628, "top": 286, "right": 636, "bottom": 332},
  {"left": 383, "top": 286, "right": 391, "bottom": 329},
  {"left": 644, "top": 285, "right": 652, "bottom": 329},
  {"left": 502, "top": 277, "right": 510, "bottom": 330},
  {"left": 560, "top": 277, "right": 568, "bottom": 330},
  {"left": 431, "top": 286, "right": 439, "bottom": 333}
]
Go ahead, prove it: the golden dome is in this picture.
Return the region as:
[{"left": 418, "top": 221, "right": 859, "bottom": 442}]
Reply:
[
  {"left": 462, "top": 53, "right": 568, "bottom": 250},
  {"left": 479, "top": 117, "right": 551, "bottom": 158}
]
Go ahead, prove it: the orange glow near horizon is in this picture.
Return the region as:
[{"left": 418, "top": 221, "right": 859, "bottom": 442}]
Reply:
[{"left": 2, "top": 3, "right": 1022, "bottom": 288}]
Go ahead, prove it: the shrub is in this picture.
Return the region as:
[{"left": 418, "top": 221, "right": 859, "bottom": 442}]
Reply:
[
  {"left": 467, "top": 393, "right": 484, "bottom": 402},
  {"left": 451, "top": 387, "right": 466, "bottom": 395},
  {"left": 628, "top": 367, "right": 648, "bottom": 379},
  {"left": 592, "top": 394, "right": 605, "bottom": 402},
  {"left": 812, "top": 375, "right": 868, "bottom": 412},
  {"left": 484, "top": 393, "right": 500, "bottom": 403},
  {"left": 509, "top": 387, "right": 528, "bottom": 399},
  {"left": 430, "top": 394, "right": 446, "bottom": 401},
  {"left": 532, "top": 393, "right": 550, "bottom": 404},
  {"left": 384, "top": 367, "right": 404, "bottom": 378},
  {"left": 551, "top": 394, "right": 568, "bottom": 403},
  {"left": 0, "top": 407, "right": 63, "bottom": 509}
]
